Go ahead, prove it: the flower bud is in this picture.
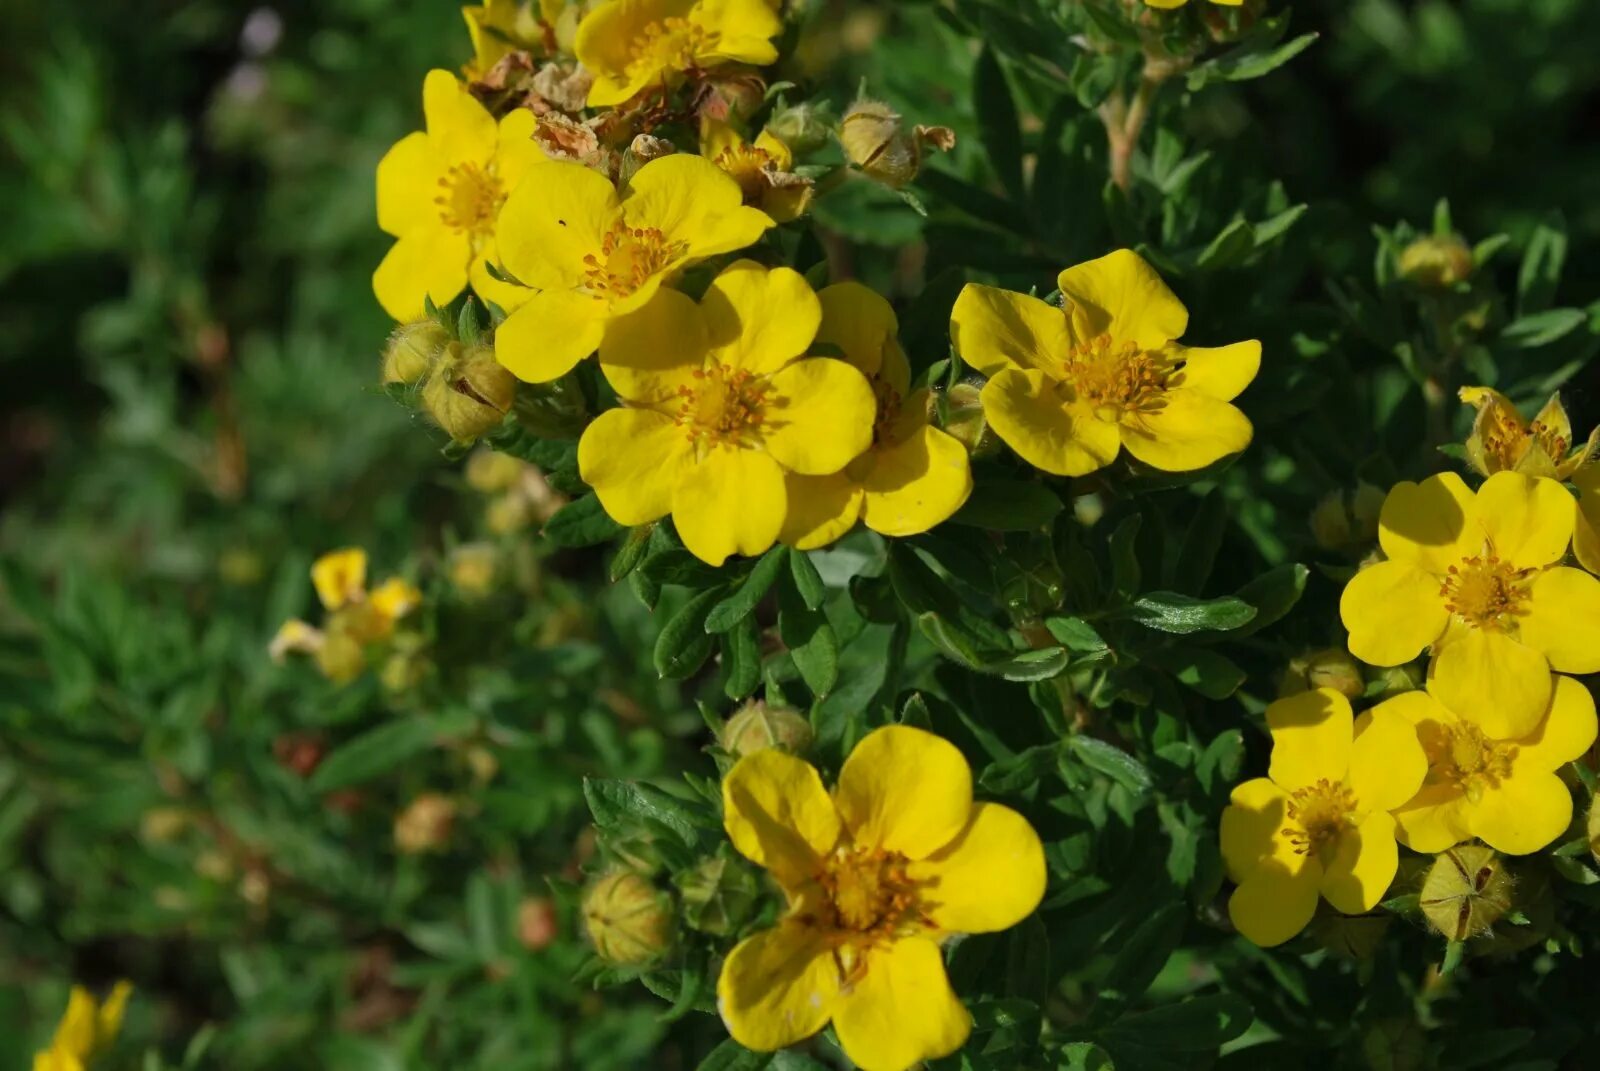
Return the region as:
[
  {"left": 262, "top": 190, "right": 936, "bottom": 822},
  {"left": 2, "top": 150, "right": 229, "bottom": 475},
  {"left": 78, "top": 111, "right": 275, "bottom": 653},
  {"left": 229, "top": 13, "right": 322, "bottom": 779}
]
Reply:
[
  {"left": 581, "top": 870, "right": 673, "bottom": 965},
  {"left": 421, "top": 342, "right": 517, "bottom": 444},
  {"left": 674, "top": 853, "right": 760, "bottom": 936},
  {"left": 518, "top": 896, "right": 559, "bottom": 951},
  {"left": 1278, "top": 647, "right": 1364, "bottom": 700},
  {"left": 1398, "top": 235, "right": 1474, "bottom": 290},
  {"left": 140, "top": 807, "right": 190, "bottom": 845},
  {"left": 448, "top": 542, "right": 500, "bottom": 599},
  {"left": 394, "top": 793, "right": 456, "bottom": 855},
  {"left": 721, "top": 700, "right": 814, "bottom": 758},
  {"left": 838, "top": 100, "right": 954, "bottom": 189},
  {"left": 941, "top": 381, "right": 996, "bottom": 457},
  {"left": 619, "top": 134, "right": 676, "bottom": 187},
  {"left": 694, "top": 67, "right": 767, "bottom": 124},
  {"left": 765, "top": 100, "right": 834, "bottom": 156},
  {"left": 383, "top": 320, "right": 450, "bottom": 385},
  {"left": 1420, "top": 844, "right": 1512, "bottom": 942}
]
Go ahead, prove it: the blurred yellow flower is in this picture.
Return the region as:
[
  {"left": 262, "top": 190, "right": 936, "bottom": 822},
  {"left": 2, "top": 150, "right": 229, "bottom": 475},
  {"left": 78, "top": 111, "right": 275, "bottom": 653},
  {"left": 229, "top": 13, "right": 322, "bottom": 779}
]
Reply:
[
  {"left": 494, "top": 154, "right": 772, "bottom": 383},
  {"left": 311, "top": 547, "right": 368, "bottom": 611},
  {"left": 1386, "top": 674, "right": 1595, "bottom": 855},
  {"left": 1459, "top": 385, "right": 1597, "bottom": 480},
  {"left": 577, "top": 260, "right": 875, "bottom": 565},
  {"left": 373, "top": 69, "right": 544, "bottom": 321},
  {"left": 462, "top": 0, "right": 545, "bottom": 80},
  {"left": 1220, "top": 689, "right": 1426, "bottom": 948},
  {"left": 781, "top": 282, "right": 972, "bottom": 548},
  {"left": 702, "top": 119, "right": 813, "bottom": 222},
  {"left": 34, "top": 983, "right": 132, "bottom": 1071},
  {"left": 274, "top": 550, "right": 422, "bottom": 681},
  {"left": 1339, "top": 471, "right": 1600, "bottom": 738},
  {"left": 575, "top": 0, "right": 782, "bottom": 108},
  {"left": 718, "top": 725, "right": 1045, "bottom": 1071},
  {"left": 1145, "top": 0, "right": 1242, "bottom": 7},
  {"left": 951, "top": 249, "right": 1259, "bottom": 476}
]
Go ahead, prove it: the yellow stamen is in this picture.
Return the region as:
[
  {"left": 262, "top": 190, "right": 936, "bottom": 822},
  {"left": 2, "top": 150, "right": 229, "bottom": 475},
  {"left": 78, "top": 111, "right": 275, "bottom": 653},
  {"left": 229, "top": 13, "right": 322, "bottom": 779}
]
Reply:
[
  {"left": 434, "top": 161, "right": 505, "bottom": 238},
  {"left": 674, "top": 364, "right": 768, "bottom": 449},
  {"left": 1439, "top": 551, "right": 1533, "bottom": 630},
  {"left": 581, "top": 222, "right": 686, "bottom": 300},
  {"left": 1059, "top": 333, "right": 1174, "bottom": 419},
  {"left": 1285, "top": 778, "right": 1358, "bottom": 856},
  {"left": 1436, "top": 722, "right": 1517, "bottom": 805},
  {"left": 628, "top": 16, "right": 709, "bottom": 78}
]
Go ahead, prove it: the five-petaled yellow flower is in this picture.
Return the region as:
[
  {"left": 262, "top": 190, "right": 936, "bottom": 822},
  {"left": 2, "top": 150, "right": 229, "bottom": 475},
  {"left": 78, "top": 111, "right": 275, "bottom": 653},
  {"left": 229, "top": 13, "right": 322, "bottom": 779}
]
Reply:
[
  {"left": 702, "top": 119, "right": 814, "bottom": 223},
  {"left": 462, "top": 0, "right": 547, "bottom": 80},
  {"left": 718, "top": 725, "right": 1046, "bottom": 1071},
  {"left": 1386, "top": 672, "right": 1595, "bottom": 855},
  {"left": 950, "top": 249, "right": 1259, "bottom": 476},
  {"left": 373, "top": 70, "right": 544, "bottom": 321},
  {"left": 578, "top": 260, "right": 876, "bottom": 565},
  {"left": 1459, "top": 385, "right": 1597, "bottom": 480},
  {"left": 34, "top": 982, "right": 132, "bottom": 1071},
  {"left": 1339, "top": 470, "right": 1600, "bottom": 739},
  {"left": 273, "top": 547, "right": 422, "bottom": 667},
  {"left": 781, "top": 282, "right": 973, "bottom": 549},
  {"left": 1145, "top": 0, "right": 1241, "bottom": 7},
  {"left": 576, "top": 0, "right": 782, "bottom": 109},
  {"left": 494, "top": 155, "right": 772, "bottom": 383},
  {"left": 1220, "top": 688, "right": 1426, "bottom": 948}
]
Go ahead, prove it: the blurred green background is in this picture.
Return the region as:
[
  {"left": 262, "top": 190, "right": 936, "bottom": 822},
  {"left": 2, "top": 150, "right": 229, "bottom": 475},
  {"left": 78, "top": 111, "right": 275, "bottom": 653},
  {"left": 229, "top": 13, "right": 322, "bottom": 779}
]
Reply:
[{"left": 3, "top": 0, "right": 1599, "bottom": 1067}]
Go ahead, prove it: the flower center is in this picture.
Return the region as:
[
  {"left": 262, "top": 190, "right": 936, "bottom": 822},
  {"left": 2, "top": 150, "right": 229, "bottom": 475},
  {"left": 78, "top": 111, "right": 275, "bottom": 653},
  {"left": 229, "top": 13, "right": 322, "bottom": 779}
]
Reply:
[
  {"left": 674, "top": 363, "right": 768, "bottom": 449},
  {"left": 1440, "top": 551, "right": 1532, "bottom": 630},
  {"left": 714, "top": 144, "right": 774, "bottom": 203},
  {"left": 1529, "top": 418, "right": 1570, "bottom": 463},
  {"left": 1437, "top": 722, "right": 1516, "bottom": 804},
  {"left": 581, "top": 222, "right": 686, "bottom": 301},
  {"left": 815, "top": 847, "right": 920, "bottom": 938},
  {"left": 1285, "top": 778, "right": 1358, "bottom": 856},
  {"left": 628, "top": 17, "right": 707, "bottom": 78},
  {"left": 435, "top": 162, "right": 505, "bottom": 238},
  {"left": 871, "top": 379, "right": 902, "bottom": 446},
  {"left": 1059, "top": 333, "right": 1173, "bottom": 420}
]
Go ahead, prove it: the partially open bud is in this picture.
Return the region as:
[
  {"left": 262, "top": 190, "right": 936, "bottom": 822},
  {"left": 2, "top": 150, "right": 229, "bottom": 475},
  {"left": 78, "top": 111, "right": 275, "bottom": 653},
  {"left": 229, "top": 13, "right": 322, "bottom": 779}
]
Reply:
[
  {"left": 394, "top": 793, "right": 457, "bottom": 855},
  {"left": 839, "top": 100, "right": 954, "bottom": 189},
  {"left": 383, "top": 320, "right": 450, "bottom": 386},
  {"left": 942, "top": 382, "right": 995, "bottom": 457},
  {"left": 720, "top": 700, "right": 813, "bottom": 758},
  {"left": 1278, "top": 647, "right": 1364, "bottom": 700},
  {"left": 582, "top": 870, "right": 673, "bottom": 966},
  {"left": 766, "top": 100, "right": 834, "bottom": 156},
  {"left": 674, "top": 853, "right": 760, "bottom": 936},
  {"left": 1420, "top": 844, "right": 1513, "bottom": 942},
  {"left": 1398, "top": 235, "right": 1474, "bottom": 290},
  {"left": 518, "top": 896, "right": 559, "bottom": 951},
  {"left": 421, "top": 342, "right": 517, "bottom": 444},
  {"left": 619, "top": 134, "right": 676, "bottom": 187},
  {"left": 693, "top": 66, "right": 767, "bottom": 124}
]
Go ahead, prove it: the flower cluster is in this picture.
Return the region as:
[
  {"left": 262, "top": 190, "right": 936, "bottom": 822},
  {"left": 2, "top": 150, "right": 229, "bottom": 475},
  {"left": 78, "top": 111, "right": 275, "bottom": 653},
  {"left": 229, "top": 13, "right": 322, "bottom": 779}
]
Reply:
[{"left": 271, "top": 548, "right": 422, "bottom": 684}]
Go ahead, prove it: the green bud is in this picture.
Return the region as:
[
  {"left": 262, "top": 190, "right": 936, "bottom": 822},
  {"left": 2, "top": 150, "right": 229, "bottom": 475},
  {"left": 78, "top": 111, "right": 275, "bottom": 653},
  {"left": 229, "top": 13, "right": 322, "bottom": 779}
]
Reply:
[
  {"left": 421, "top": 341, "right": 517, "bottom": 444},
  {"left": 721, "top": 700, "right": 814, "bottom": 758},
  {"left": 765, "top": 100, "right": 833, "bottom": 157},
  {"left": 383, "top": 320, "right": 450, "bottom": 386},
  {"left": 1420, "top": 844, "right": 1512, "bottom": 942},
  {"left": 582, "top": 870, "right": 673, "bottom": 966},
  {"left": 942, "top": 382, "right": 997, "bottom": 458},
  {"left": 838, "top": 100, "right": 954, "bottom": 189},
  {"left": 674, "top": 852, "right": 760, "bottom": 936},
  {"left": 1398, "top": 234, "right": 1474, "bottom": 289},
  {"left": 1278, "top": 647, "right": 1364, "bottom": 700}
]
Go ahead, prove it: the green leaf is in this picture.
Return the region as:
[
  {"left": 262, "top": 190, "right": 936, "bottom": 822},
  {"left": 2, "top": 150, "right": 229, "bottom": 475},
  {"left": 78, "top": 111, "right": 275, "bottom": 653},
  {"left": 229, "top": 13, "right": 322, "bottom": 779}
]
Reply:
[
  {"left": 697, "top": 1040, "right": 773, "bottom": 1071},
  {"left": 608, "top": 525, "right": 655, "bottom": 583},
  {"left": 722, "top": 615, "right": 762, "bottom": 701},
  {"left": 1232, "top": 563, "right": 1309, "bottom": 637},
  {"left": 308, "top": 719, "right": 442, "bottom": 793},
  {"left": 1006, "top": 913, "right": 1050, "bottom": 1005},
  {"left": 1109, "top": 514, "right": 1142, "bottom": 596},
  {"left": 1501, "top": 307, "right": 1585, "bottom": 349},
  {"left": 952, "top": 479, "right": 1064, "bottom": 531},
  {"left": 974, "top": 46, "right": 1024, "bottom": 203},
  {"left": 457, "top": 297, "right": 483, "bottom": 345},
  {"left": 1067, "top": 735, "right": 1152, "bottom": 795},
  {"left": 583, "top": 778, "right": 708, "bottom": 847},
  {"left": 1095, "top": 902, "right": 1187, "bottom": 1020},
  {"left": 1171, "top": 488, "right": 1227, "bottom": 594},
  {"left": 1187, "top": 17, "right": 1318, "bottom": 90},
  {"left": 705, "top": 546, "right": 789, "bottom": 633},
  {"left": 1517, "top": 219, "right": 1567, "bottom": 315},
  {"left": 778, "top": 583, "right": 838, "bottom": 697},
  {"left": 1147, "top": 645, "right": 1247, "bottom": 699},
  {"left": 654, "top": 588, "right": 723, "bottom": 679},
  {"left": 1045, "top": 616, "right": 1108, "bottom": 654},
  {"left": 543, "top": 494, "right": 625, "bottom": 548},
  {"left": 1102, "top": 993, "right": 1253, "bottom": 1052},
  {"left": 1123, "top": 592, "right": 1256, "bottom": 634},
  {"left": 789, "top": 548, "right": 827, "bottom": 610}
]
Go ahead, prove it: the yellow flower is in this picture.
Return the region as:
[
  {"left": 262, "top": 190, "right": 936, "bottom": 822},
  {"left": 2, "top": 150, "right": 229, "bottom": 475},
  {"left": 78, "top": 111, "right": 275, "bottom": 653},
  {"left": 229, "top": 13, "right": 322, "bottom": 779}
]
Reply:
[
  {"left": 494, "top": 154, "right": 772, "bottom": 383},
  {"left": 575, "top": 0, "right": 782, "bottom": 109},
  {"left": 34, "top": 982, "right": 132, "bottom": 1071},
  {"left": 311, "top": 547, "right": 368, "bottom": 610},
  {"left": 780, "top": 282, "right": 972, "bottom": 548},
  {"left": 307, "top": 549, "right": 421, "bottom": 640},
  {"left": 717, "top": 725, "right": 1046, "bottom": 1071},
  {"left": 1338, "top": 470, "right": 1600, "bottom": 738},
  {"left": 1384, "top": 674, "right": 1595, "bottom": 855},
  {"left": 1144, "top": 0, "right": 1242, "bottom": 7},
  {"left": 577, "top": 260, "right": 876, "bottom": 565},
  {"left": 1220, "top": 688, "right": 1426, "bottom": 948},
  {"left": 950, "top": 249, "right": 1260, "bottom": 476},
  {"left": 1575, "top": 463, "right": 1600, "bottom": 575},
  {"left": 1459, "top": 385, "right": 1597, "bottom": 480},
  {"left": 462, "top": 0, "right": 545, "bottom": 80},
  {"left": 372, "top": 70, "right": 544, "bottom": 321},
  {"left": 702, "top": 119, "right": 814, "bottom": 223}
]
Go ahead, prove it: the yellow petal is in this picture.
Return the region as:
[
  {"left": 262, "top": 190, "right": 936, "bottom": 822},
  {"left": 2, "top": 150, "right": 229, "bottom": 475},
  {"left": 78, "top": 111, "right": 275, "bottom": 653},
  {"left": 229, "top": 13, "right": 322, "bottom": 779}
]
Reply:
[
  {"left": 834, "top": 725, "right": 972, "bottom": 859},
  {"left": 761, "top": 358, "right": 877, "bottom": 475},
  {"left": 981, "top": 369, "right": 1121, "bottom": 476},
  {"left": 1056, "top": 248, "right": 1187, "bottom": 351},
  {"left": 376, "top": 131, "right": 442, "bottom": 238},
  {"left": 696, "top": 0, "right": 784, "bottom": 65},
  {"left": 1428, "top": 627, "right": 1552, "bottom": 740},
  {"left": 672, "top": 447, "right": 787, "bottom": 565},
  {"left": 1465, "top": 772, "right": 1573, "bottom": 855},
  {"left": 949, "top": 283, "right": 1071, "bottom": 377},
  {"left": 1476, "top": 471, "right": 1574, "bottom": 569},
  {"left": 1376, "top": 471, "right": 1477, "bottom": 574},
  {"left": 1519, "top": 565, "right": 1600, "bottom": 674},
  {"left": 578, "top": 408, "right": 691, "bottom": 526},
  {"left": 1219, "top": 778, "right": 1294, "bottom": 882},
  {"left": 721, "top": 747, "right": 842, "bottom": 884},
  {"left": 574, "top": 0, "right": 666, "bottom": 108},
  {"left": 907, "top": 802, "right": 1046, "bottom": 934},
  {"left": 817, "top": 281, "right": 896, "bottom": 378},
  {"left": 1169, "top": 340, "right": 1260, "bottom": 402},
  {"left": 781, "top": 472, "right": 864, "bottom": 550},
  {"left": 1393, "top": 785, "right": 1471, "bottom": 853},
  {"left": 597, "top": 288, "right": 708, "bottom": 405},
  {"left": 1348, "top": 707, "right": 1427, "bottom": 813},
  {"left": 624, "top": 154, "right": 774, "bottom": 259},
  {"left": 1118, "top": 388, "right": 1252, "bottom": 472},
  {"left": 1319, "top": 810, "right": 1399, "bottom": 915},
  {"left": 702, "top": 261, "right": 821, "bottom": 375},
  {"left": 95, "top": 982, "right": 132, "bottom": 1049},
  {"left": 1514, "top": 674, "right": 1597, "bottom": 772},
  {"left": 312, "top": 548, "right": 367, "bottom": 611},
  {"left": 1266, "top": 688, "right": 1353, "bottom": 791},
  {"left": 717, "top": 923, "right": 839, "bottom": 1052},
  {"left": 859, "top": 423, "right": 973, "bottom": 538},
  {"left": 496, "top": 160, "right": 620, "bottom": 291},
  {"left": 51, "top": 987, "right": 101, "bottom": 1057},
  {"left": 372, "top": 226, "right": 471, "bottom": 322},
  {"left": 1144, "top": 0, "right": 1188, "bottom": 7},
  {"left": 494, "top": 289, "right": 608, "bottom": 383},
  {"left": 1338, "top": 559, "right": 1447, "bottom": 667},
  {"left": 369, "top": 577, "right": 421, "bottom": 623},
  {"left": 1227, "top": 856, "right": 1319, "bottom": 948},
  {"left": 831, "top": 937, "right": 971, "bottom": 1071},
  {"left": 422, "top": 68, "right": 497, "bottom": 163},
  {"left": 494, "top": 107, "right": 544, "bottom": 191}
]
